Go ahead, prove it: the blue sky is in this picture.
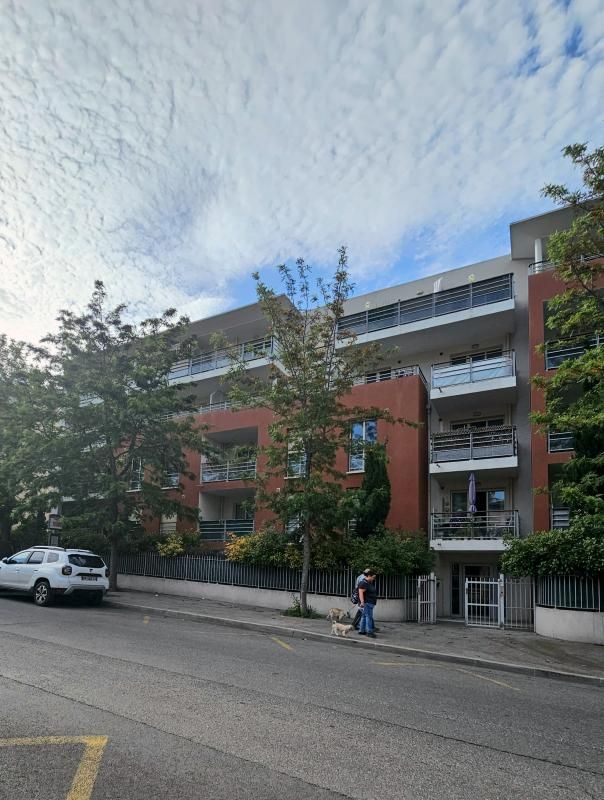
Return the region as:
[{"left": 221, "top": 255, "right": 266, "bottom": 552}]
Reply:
[{"left": 1, "top": 0, "right": 603, "bottom": 343}]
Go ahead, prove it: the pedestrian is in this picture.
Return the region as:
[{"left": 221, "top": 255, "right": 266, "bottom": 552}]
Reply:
[
  {"left": 352, "top": 568, "right": 371, "bottom": 629},
  {"left": 357, "top": 569, "right": 378, "bottom": 638}
]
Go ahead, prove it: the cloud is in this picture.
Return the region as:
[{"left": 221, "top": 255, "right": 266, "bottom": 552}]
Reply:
[{"left": 0, "top": 0, "right": 602, "bottom": 342}]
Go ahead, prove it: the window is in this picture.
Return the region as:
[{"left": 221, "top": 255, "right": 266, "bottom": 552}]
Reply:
[
  {"left": 451, "top": 489, "right": 506, "bottom": 513},
  {"left": 28, "top": 552, "right": 45, "bottom": 564},
  {"left": 286, "top": 437, "right": 307, "bottom": 478},
  {"left": 349, "top": 419, "right": 377, "bottom": 472},
  {"left": 8, "top": 551, "right": 32, "bottom": 565},
  {"left": 47, "top": 552, "right": 59, "bottom": 563},
  {"left": 68, "top": 554, "right": 105, "bottom": 568},
  {"left": 162, "top": 468, "right": 179, "bottom": 488},
  {"left": 129, "top": 458, "right": 143, "bottom": 491}
]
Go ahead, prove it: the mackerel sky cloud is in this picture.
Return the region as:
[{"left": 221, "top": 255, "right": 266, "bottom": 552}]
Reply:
[{"left": 1, "top": 0, "right": 603, "bottom": 343}]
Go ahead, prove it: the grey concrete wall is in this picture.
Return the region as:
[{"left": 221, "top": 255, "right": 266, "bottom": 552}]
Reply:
[
  {"left": 117, "top": 574, "right": 413, "bottom": 621},
  {"left": 535, "top": 606, "right": 604, "bottom": 645}
]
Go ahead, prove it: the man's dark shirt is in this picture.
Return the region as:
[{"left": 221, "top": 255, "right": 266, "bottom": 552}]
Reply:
[{"left": 358, "top": 578, "right": 377, "bottom": 605}]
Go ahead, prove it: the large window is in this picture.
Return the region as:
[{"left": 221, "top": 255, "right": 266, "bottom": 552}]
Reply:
[
  {"left": 451, "top": 489, "right": 506, "bottom": 513},
  {"left": 129, "top": 458, "right": 143, "bottom": 491},
  {"left": 349, "top": 419, "right": 377, "bottom": 472}
]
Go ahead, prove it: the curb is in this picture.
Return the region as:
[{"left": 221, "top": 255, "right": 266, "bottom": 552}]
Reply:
[{"left": 104, "top": 599, "right": 604, "bottom": 688}]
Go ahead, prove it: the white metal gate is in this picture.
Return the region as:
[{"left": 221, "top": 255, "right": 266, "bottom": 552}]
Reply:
[
  {"left": 465, "top": 575, "right": 534, "bottom": 630},
  {"left": 418, "top": 573, "right": 437, "bottom": 624},
  {"left": 465, "top": 576, "right": 503, "bottom": 627}
]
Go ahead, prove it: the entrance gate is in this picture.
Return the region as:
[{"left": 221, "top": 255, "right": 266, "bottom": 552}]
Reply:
[
  {"left": 464, "top": 575, "right": 534, "bottom": 630},
  {"left": 417, "top": 573, "right": 437, "bottom": 624}
]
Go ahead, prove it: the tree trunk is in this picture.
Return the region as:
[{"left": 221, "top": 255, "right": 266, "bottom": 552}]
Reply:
[
  {"left": 300, "top": 520, "right": 311, "bottom": 615},
  {"left": 109, "top": 537, "right": 119, "bottom": 592}
]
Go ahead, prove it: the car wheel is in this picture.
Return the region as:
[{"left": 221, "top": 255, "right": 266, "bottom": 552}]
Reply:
[{"left": 33, "top": 580, "right": 53, "bottom": 607}]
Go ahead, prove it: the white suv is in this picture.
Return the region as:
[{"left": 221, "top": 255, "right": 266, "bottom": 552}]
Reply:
[{"left": 0, "top": 547, "right": 109, "bottom": 606}]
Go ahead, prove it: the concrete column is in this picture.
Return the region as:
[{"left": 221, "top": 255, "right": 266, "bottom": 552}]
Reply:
[{"left": 534, "top": 237, "right": 543, "bottom": 263}]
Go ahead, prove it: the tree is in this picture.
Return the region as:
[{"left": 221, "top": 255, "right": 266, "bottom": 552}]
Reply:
[
  {"left": 504, "top": 143, "right": 604, "bottom": 575},
  {"left": 355, "top": 443, "right": 391, "bottom": 539},
  {"left": 0, "top": 336, "right": 62, "bottom": 554},
  {"left": 221, "top": 248, "right": 408, "bottom": 614},
  {"left": 41, "top": 281, "right": 206, "bottom": 589}
]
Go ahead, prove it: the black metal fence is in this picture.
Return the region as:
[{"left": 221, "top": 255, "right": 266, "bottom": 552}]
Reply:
[{"left": 108, "top": 552, "right": 419, "bottom": 600}]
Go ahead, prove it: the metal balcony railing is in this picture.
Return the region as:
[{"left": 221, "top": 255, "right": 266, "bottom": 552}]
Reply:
[
  {"left": 431, "top": 510, "right": 519, "bottom": 540},
  {"left": 550, "top": 508, "right": 571, "bottom": 529},
  {"left": 201, "top": 460, "right": 257, "bottom": 483},
  {"left": 545, "top": 333, "right": 603, "bottom": 369},
  {"left": 547, "top": 431, "right": 574, "bottom": 452},
  {"left": 529, "top": 253, "right": 604, "bottom": 276},
  {"left": 430, "top": 426, "right": 517, "bottom": 463},
  {"left": 338, "top": 274, "right": 513, "bottom": 337},
  {"left": 168, "top": 336, "right": 276, "bottom": 381},
  {"left": 199, "top": 519, "right": 254, "bottom": 540},
  {"left": 431, "top": 351, "right": 515, "bottom": 390}
]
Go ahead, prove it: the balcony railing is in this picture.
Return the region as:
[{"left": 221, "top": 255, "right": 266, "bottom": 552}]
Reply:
[
  {"left": 431, "top": 351, "right": 515, "bottom": 390},
  {"left": 529, "top": 253, "right": 604, "bottom": 276},
  {"left": 169, "top": 337, "right": 276, "bottom": 381},
  {"left": 430, "top": 426, "right": 517, "bottom": 463},
  {"left": 199, "top": 519, "right": 254, "bottom": 540},
  {"left": 353, "top": 364, "right": 428, "bottom": 391},
  {"left": 201, "top": 460, "right": 257, "bottom": 483},
  {"left": 337, "top": 274, "right": 513, "bottom": 337},
  {"left": 547, "top": 431, "right": 574, "bottom": 452},
  {"left": 551, "top": 508, "right": 571, "bottom": 529},
  {"left": 431, "top": 510, "right": 519, "bottom": 540},
  {"left": 545, "top": 333, "right": 603, "bottom": 369}
]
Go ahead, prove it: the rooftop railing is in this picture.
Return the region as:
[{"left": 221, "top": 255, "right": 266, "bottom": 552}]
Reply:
[
  {"left": 529, "top": 253, "right": 604, "bottom": 276},
  {"left": 168, "top": 336, "right": 276, "bottom": 381},
  {"left": 430, "top": 426, "right": 517, "bottom": 463},
  {"left": 431, "top": 510, "right": 519, "bottom": 540},
  {"left": 337, "top": 274, "right": 513, "bottom": 337},
  {"left": 431, "top": 351, "right": 515, "bottom": 390}
]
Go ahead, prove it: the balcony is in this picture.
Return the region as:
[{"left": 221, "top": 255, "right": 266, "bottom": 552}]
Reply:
[
  {"left": 199, "top": 519, "right": 254, "bottom": 540},
  {"left": 337, "top": 274, "right": 513, "bottom": 343},
  {"left": 429, "top": 427, "right": 518, "bottom": 474},
  {"left": 529, "top": 253, "right": 603, "bottom": 276},
  {"left": 201, "top": 460, "right": 257, "bottom": 483},
  {"left": 545, "top": 333, "right": 603, "bottom": 370},
  {"left": 430, "top": 351, "right": 516, "bottom": 406},
  {"left": 430, "top": 511, "right": 518, "bottom": 551},
  {"left": 547, "top": 431, "right": 574, "bottom": 453},
  {"left": 550, "top": 508, "right": 571, "bottom": 529},
  {"left": 168, "top": 337, "right": 276, "bottom": 383}
]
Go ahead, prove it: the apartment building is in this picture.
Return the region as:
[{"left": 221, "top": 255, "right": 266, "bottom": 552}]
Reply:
[{"left": 162, "top": 207, "right": 585, "bottom": 619}]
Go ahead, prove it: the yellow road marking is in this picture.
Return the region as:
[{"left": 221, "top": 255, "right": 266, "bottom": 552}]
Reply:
[
  {"left": 0, "top": 735, "right": 108, "bottom": 800},
  {"left": 143, "top": 615, "right": 150, "bottom": 625},
  {"left": 270, "top": 635, "right": 294, "bottom": 651},
  {"left": 455, "top": 668, "right": 520, "bottom": 691}
]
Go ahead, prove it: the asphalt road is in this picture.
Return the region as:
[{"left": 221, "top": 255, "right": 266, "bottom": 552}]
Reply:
[{"left": 0, "top": 592, "right": 602, "bottom": 800}]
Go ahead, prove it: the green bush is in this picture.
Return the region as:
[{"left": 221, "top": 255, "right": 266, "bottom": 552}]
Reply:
[
  {"left": 348, "top": 529, "right": 434, "bottom": 575},
  {"left": 225, "top": 527, "right": 301, "bottom": 568},
  {"left": 501, "top": 524, "right": 604, "bottom": 576}
]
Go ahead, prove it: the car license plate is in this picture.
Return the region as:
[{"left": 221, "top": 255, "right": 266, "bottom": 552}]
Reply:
[{"left": 81, "top": 575, "right": 98, "bottom": 581}]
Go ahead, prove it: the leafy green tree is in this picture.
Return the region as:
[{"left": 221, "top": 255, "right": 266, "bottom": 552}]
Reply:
[
  {"left": 355, "top": 443, "right": 391, "bottom": 539},
  {"left": 504, "top": 143, "right": 604, "bottom": 575},
  {"left": 41, "top": 281, "right": 206, "bottom": 589},
  {"left": 221, "top": 249, "right": 408, "bottom": 614},
  {"left": 0, "top": 336, "right": 62, "bottom": 554}
]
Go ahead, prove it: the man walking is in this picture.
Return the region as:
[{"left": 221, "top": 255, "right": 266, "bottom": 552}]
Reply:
[
  {"left": 352, "top": 568, "right": 370, "bottom": 630},
  {"left": 357, "top": 570, "right": 378, "bottom": 638}
]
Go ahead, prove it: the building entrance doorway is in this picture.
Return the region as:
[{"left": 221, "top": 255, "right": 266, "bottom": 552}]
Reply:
[{"left": 451, "top": 563, "right": 496, "bottom": 617}]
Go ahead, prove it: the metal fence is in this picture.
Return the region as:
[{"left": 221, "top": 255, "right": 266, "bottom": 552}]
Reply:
[
  {"left": 431, "top": 351, "right": 515, "bottom": 389},
  {"left": 430, "top": 426, "right": 517, "bottom": 463},
  {"left": 109, "top": 552, "right": 421, "bottom": 601},
  {"left": 536, "top": 575, "right": 603, "bottom": 611}
]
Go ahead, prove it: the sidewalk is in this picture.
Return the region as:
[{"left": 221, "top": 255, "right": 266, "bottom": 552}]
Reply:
[{"left": 105, "top": 590, "right": 604, "bottom": 686}]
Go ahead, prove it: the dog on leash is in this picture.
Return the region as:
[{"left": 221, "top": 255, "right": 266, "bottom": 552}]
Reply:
[
  {"left": 331, "top": 622, "right": 354, "bottom": 637},
  {"left": 326, "top": 607, "right": 349, "bottom": 622}
]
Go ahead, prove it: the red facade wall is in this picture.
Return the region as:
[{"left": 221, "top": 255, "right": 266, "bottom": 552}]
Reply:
[
  {"left": 174, "top": 374, "right": 428, "bottom": 538},
  {"left": 528, "top": 270, "right": 572, "bottom": 531}
]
